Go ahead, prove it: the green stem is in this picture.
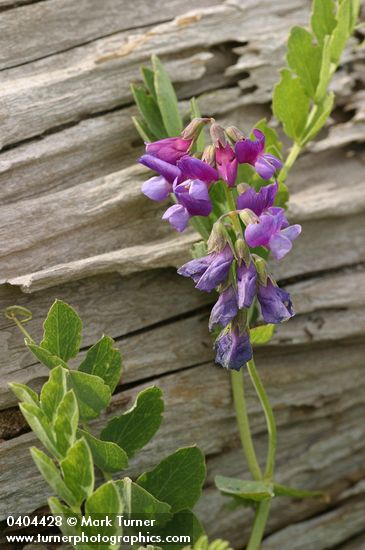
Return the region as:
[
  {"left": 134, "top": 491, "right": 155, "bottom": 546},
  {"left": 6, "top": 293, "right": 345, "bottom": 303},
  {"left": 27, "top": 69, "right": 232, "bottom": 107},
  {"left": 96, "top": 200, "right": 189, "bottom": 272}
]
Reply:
[
  {"left": 247, "top": 500, "right": 271, "bottom": 550},
  {"left": 9, "top": 315, "right": 34, "bottom": 343},
  {"left": 278, "top": 142, "right": 302, "bottom": 184},
  {"left": 247, "top": 359, "right": 277, "bottom": 479},
  {"left": 230, "top": 370, "right": 262, "bottom": 481}
]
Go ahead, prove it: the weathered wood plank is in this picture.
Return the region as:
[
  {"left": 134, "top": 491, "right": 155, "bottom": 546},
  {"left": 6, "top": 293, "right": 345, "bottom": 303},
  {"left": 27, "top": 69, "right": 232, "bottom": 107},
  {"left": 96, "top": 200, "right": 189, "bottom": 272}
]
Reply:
[
  {"left": 197, "top": 423, "right": 365, "bottom": 547},
  {"left": 0, "top": 268, "right": 214, "bottom": 409},
  {"left": 0, "top": 93, "right": 270, "bottom": 204},
  {"left": 262, "top": 493, "right": 365, "bottom": 549},
  {"left": 0, "top": 0, "right": 310, "bottom": 148},
  {"left": 0, "top": 107, "right": 140, "bottom": 204},
  {"left": 1, "top": 174, "right": 364, "bottom": 290},
  {"left": 1, "top": 264, "right": 364, "bottom": 409},
  {"left": 0, "top": 0, "right": 223, "bottom": 70}
]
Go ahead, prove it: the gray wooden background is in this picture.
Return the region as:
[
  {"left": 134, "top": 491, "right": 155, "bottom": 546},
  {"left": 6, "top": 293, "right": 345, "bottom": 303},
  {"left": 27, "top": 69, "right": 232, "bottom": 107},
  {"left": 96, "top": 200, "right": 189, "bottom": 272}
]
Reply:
[{"left": 0, "top": 1, "right": 364, "bottom": 548}]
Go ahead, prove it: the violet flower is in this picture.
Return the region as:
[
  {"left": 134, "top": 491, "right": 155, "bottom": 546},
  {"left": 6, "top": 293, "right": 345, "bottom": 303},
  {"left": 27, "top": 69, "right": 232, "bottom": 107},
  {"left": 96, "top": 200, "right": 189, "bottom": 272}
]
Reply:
[
  {"left": 257, "top": 280, "right": 294, "bottom": 324},
  {"left": 178, "top": 245, "right": 233, "bottom": 292},
  {"left": 236, "top": 262, "right": 257, "bottom": 309},
  {"left": 245, "top": 208, "right": 301, "bottom": 260},
  {"left": 139, "top": 154, "right": 182, "bottom": 185},
  {"left": 237, "top": 180, "right": 278, "bottom": 215},
  {"left": 215, "top": 143, "right": 238, "bottom": 187},
  {"left": 163, "top": 179, "right": 212, "bottom": 232},
  {"left": 162, "top": 204, "right": 190, "bottom": 232},
  {"left": 235, "top": 129, "right": 282, "bottom": 180},
  {"left": 209, "top": 286, "right": 238, "bottom": 330},
  {"left": 140, "top": 153, "right": 214, "bottom": 232},
  {"left": 177, "top": 155, "right": 218, "bottom": 184},
  {"left": 146, "top": 137, "right": 192, "bottom": 164},
  {"left": 237, "top": 181, "right": 301, "bottom": 260},
  {"left": 214, "top": 324, "right": 253, "bottom": 371}
]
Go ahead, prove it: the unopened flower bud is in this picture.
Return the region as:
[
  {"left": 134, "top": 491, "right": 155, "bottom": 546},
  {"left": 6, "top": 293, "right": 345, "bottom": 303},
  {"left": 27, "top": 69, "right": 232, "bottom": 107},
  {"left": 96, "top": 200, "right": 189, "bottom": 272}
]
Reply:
[
  {"left": 202, "top": 144, "right": 216, "bottom": 166},
  {"left": 207, "top": 220, "right": 227, "bottom": 252},
  {"left": 210, "top": 123, "right": 227, "bottom": 147},
  {"left": 226, "top": 126, "right": 245, "bottom": 143},
  {"left": 239, "top": 208, "right": 259, "bottom": 226},
  {"left": 253, "top": 256, "right": 268, "bottom": 286},
  {"left": 235, "top": 238, "right": 251, "bottom": 266},
  {"left": 181, "top": 117, "right": 211, "bottom": 140}
]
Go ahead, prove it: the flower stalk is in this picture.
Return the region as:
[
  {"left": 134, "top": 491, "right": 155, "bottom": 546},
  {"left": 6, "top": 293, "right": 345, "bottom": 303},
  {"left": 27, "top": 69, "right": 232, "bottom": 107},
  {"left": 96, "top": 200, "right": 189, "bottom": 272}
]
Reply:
[{"left": 133, "top": 4, "right": 360, "bottom": 540}]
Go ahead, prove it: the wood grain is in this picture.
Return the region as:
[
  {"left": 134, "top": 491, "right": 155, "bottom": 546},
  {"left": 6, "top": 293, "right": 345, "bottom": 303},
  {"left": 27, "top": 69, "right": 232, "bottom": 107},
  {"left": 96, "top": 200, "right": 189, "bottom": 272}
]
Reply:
[{"left": 1, "top": 0, "right": 365, "bottom": 546}]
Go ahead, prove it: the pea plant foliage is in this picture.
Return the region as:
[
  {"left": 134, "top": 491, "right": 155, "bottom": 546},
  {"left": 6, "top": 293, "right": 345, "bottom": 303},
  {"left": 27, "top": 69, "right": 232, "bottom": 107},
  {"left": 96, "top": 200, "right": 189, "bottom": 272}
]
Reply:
[{"left": 7, "top": 300, "right": 209, "bottom": 550}]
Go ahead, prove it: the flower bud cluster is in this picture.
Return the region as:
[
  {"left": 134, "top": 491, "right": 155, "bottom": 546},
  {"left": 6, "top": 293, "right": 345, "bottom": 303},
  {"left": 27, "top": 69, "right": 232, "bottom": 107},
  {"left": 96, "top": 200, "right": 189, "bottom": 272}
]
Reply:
[{"left": 138, "top": 119, "right": 301, "bottom": 370}]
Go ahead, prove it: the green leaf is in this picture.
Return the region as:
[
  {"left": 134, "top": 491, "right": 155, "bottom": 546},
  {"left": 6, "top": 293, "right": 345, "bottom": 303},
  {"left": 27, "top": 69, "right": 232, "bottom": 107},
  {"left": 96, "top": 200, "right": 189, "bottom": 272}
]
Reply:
[
  {"left": 131, "top": 83, "right": 167, "bottom": 138},
  {"left": 78, "top": 429, "right": 128, "bottom": 474},
  {"left": 78, "top": 335, "right": 122, "bottom": 393},
  {"left": 31, "top": 447, "right": 78, "bottom": 508},
  {"left": 60, "top": 438, "right": 94, "bottom": 506},
  {"left": 48, "top": 497, "right": 81, "bottom": 537},
  {"left": 189, "top": 215, "right": 212, "bottom": 241},
  {"left": 331, "top": 0, "right": 360, "bottom": 64},
  {"left": 39, "top": 365, "right": 67, "bottom": 421},
  {"left": 153, "top": 55, "right": 183, "bottom": 136},
  {"left": 215, "top": 476, "right": 274, "bottom": 502},
  {"left": 26, "top": 342, "right": 69, "bottom": 370},
  {"left": 311, "top": 0, "right": 337, "bottom": 45},
  {"left": 315, "top": 35, "right": 333, "bottom": 101},
  {"left": 141, "top": 66, "right": 158, "bottom": 102},
  {"left": 68, "top": 370, "right": 111, "bottom": 421},
  {"left": 137, "top": 446, "right": 206, "bottom": 513},
  {"left": 9, "top": 383, "right": 38, "bottom": 405},
  {"left": 19, "top": 402, "right": 59, "bottom": 457},
  {"left": 190, "top": 97, "right": 205, "bottom": 151},
  {"left": 40, "top": 300, "right": 82, "bottom": 362},
  {"left": 250, "top": 324, "right": 275, "bottom": 345},
  {"left": 53, "top": 390, "right": 79, "bottom": 456},
  {"left": 157, "top": 511, "right": 204, "bottom": 550},
  {"left": 117, "top": 477, "right": 172, "bottom": 523},
  {"left": 85, "top": 481, "right": 123, "bottom": 543},
  {"left": 132, "top": 116, "right": 156, "bottom": 142},
  {"left": 273, "top": 69, "right": 310, "bottom": 144},
  {"left": 287, "top": 27, "right": 322, "bottom": 99},
  {"left": 303, "top": 92, "right": 335, "bottom": 144},
  {"left": 101, "top": 386, "right": 163, "bottom": 457},
  {"left": 273, "top": 482, "right": 328, "bottom": 500}
]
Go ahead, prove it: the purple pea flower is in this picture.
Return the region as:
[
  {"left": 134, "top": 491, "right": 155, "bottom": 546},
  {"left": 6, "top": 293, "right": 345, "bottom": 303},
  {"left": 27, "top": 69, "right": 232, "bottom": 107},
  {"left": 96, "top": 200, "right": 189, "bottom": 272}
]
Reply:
[
  {"left": 142, "top": 176, "right": 172, "bottom": 201},
  {"left": 146, "top": 137, "right": 192, "bottom": 164},
  {"left": 178, "top": 245, "right": 233, "bottom": 292},
  {"left": 245, "top": 209, "right": 301, "bottom": 260},
  {"left": 209, "top": 286, "right": 238, "bottom": 330},
  {"left": 235, "top": 129, "right": 282, "bottom": 180},
  {"left": 237, "top": 180, "right": 278, "bottom": 215},
  {"left": 215, "top": 143, "right": 238, "bottom": 187},
  {"left": 236, "top": 262, "right": 257, "bottom": 308},
  {"left": 177, "top": 155, "right": 219, "bottom": 184},
  {"left": 163, "top": 179, "right": 212, "bottom": 232},
  {"left": 237, "top": 181, "right": 301, "bottom": 260},
  {"left": 214, "top": 324, "right": 253, "bottom": 371},
  {"left": 139, "top": 154, "right": 182, "bottom": 184},
  {"left": 257, "top": 280, "right": 294, "bottom": 324},
  {"left": 162, "top": 204, "right": 190, "bottom": 232}
]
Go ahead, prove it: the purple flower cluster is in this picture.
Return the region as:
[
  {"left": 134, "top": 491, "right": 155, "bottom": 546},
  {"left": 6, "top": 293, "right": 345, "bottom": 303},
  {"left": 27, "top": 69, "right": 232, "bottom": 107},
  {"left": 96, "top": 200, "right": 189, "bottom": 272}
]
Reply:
[{"left": 138, "top": 121, "right": 301, "bottom": 371}]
